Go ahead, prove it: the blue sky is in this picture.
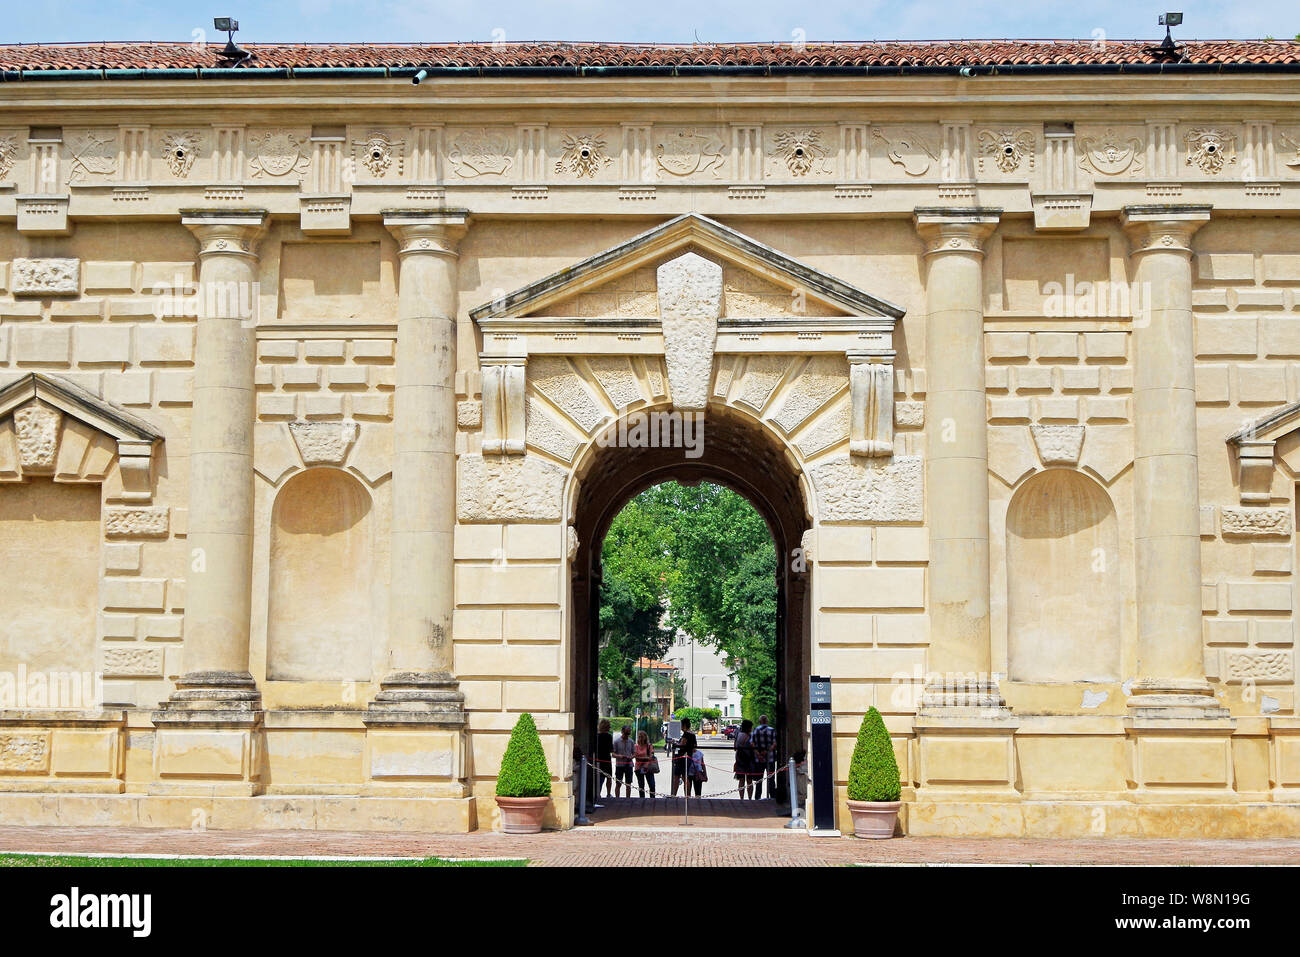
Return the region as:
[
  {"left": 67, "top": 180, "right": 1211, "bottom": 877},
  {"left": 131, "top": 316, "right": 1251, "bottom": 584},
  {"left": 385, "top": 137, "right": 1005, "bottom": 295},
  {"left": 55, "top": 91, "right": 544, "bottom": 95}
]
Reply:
[{"left": 2, "top": 0, "right": 1294, "bottom": 44}]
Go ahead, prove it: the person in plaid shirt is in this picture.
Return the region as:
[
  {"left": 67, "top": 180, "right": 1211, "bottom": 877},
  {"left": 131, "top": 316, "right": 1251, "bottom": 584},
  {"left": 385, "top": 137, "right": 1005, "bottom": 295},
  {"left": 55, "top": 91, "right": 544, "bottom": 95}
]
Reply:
[{"left": 751, "top": 715, "right": 778, "bottom": 799}]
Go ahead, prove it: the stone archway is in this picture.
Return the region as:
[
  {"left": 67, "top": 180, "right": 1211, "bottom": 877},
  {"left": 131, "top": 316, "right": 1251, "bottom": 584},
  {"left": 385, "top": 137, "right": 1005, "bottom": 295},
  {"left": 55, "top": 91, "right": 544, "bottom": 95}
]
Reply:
[{"left": 569, "top": 404, "right": 812, "bottom": 766}]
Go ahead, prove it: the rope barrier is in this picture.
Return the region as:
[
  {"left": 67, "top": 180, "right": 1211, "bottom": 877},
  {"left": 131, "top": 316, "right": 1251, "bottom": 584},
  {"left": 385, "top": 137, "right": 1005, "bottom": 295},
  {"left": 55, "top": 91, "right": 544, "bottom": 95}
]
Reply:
[{"left": 584, "top": 753, "right": 793, "bottom": 801}]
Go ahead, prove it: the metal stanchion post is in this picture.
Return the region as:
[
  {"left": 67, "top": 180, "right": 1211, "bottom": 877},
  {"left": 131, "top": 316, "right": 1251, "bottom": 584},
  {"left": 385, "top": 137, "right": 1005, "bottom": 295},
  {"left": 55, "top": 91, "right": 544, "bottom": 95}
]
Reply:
[
  {"left": 784, "top": 758, "right": 806, "bottom": 829},
  {"left": 577, "top": 756, "right": 591, "bottom": 826}
]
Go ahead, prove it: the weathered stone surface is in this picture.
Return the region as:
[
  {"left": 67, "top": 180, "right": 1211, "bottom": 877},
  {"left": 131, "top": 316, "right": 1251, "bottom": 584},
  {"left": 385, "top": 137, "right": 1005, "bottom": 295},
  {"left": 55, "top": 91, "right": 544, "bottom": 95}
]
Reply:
[
  {"left": 735, "top": 355, "right": 788, "bottom": 412},
  {"left": 457, "top": 453, "right": 567, "bottom": 522},
  {"left": 103, "top": 646, "right": 164, "bottom": 677},
  {"left": 289, "top": 420, "right": 358, "bottom": 465},
  {"left": 1221, "top": 507, "right": 1291, "bottom": 537},
  {"left": 811, "top": 454, "right": 923, "bottom": 522},
  {"left": 104, "top": 506, "right": 169, "bottom": 538},
  {"left": 588, "top": 357, "right": 643, "bottom": 410},
  {"left": 526, "top": 396, "right": 582, "bottom": 463},
  {"left": 773, "top": 355, "right": 847, "bottom": 433},
  {"left": 658, "top": 252, "right": 722, "bottom": 410},
  {"left": 796, "top": 400, "right": 850, "bottom": 458},
  {"left": 1224, "top": 650, "right": 1292, "bottom": 682},
  {"left": 0, "top": 732, "right": 50, "bottom": 772},
  {"left": 13, "top": 401, "right": 60, "bottom": 470},
  {"left": 456, "top": 399, "right": 482, "bottom": 429},
  {"left": 1030, "top": 423, "right": 1085, "bottom": 465},
  {"left": 11, "top": 258, "right": 79, "bottom": 295},
  {"left": 529, "top": 357, "right": 606, "bottom": 433},
  {"left": 895, "top": 401, "right": 925, "bottom": 428}
]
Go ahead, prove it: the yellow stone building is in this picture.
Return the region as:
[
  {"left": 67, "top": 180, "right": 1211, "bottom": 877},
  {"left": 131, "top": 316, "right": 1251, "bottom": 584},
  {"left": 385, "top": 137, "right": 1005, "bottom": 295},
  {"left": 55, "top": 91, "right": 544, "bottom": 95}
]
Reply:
[{"left": 1, "top": 38, "right": 1299, "bottom": 836}]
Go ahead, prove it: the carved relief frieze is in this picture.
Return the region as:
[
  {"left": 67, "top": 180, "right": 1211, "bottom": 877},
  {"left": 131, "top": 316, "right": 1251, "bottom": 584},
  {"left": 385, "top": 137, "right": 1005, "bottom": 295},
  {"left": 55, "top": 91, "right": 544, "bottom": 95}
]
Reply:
[
  {"left": 66, "top": 129, "right": 118, "bottom": 183},
  {"left": 0, "top": 134, "right": 18, "bottom": 180},
  {"left": 353, "top": 130, "right": 405, "bottom": 178},
  {"left": 771, "top": 128, "right": 833, "bottom": 177},
  {"left": 14, "top": 401, "right": 61, "bottom": 470},
  {"left": 811, "top": 454, "right": 923, "bottom": 522},
  {"left": 1220, "top": 506, "right": 1291, "bottom": 537},
  {"left": 11, "top": 257, "right": 79, "bottom": 296},
  {"left": 457, "top": 453, "right": 567, "bottom": 522},
  {"left": 655, "top": 128, "right": 726, "bottom": 179},
  {"left": 1278, "top": 130, "right": 1300, "bottom": 171},
  {"left": 446, "top": 128, "right": 514, "bottom": 178},
  {"left": 978, "top": 128, "right": 1035, "bottom": 174},
  {"left": 1030, "top": 424, "right": 1085, "bottom": 466},
  {"left": 1224, "top": 650, "right": 1292, "bottom": 683},
  {"left": 0, "top": 732, "right": 49, "bottom": 773},
  {"left": 554, "top": 131, "right": 614, "bottom": 178},
  {"left": 872, "top": 127, "right": 939, "bottom": 176},
  {"left": 159, "top": 130, "right": 201, "bottom": 178},
  {"left": 1078, "top": 128, "right": 1145, "bottom": 176},
  {"left": 247, "top": 129, "right": 310, "bottom": 180},
  {"left": 288, "top": 421, "right": 358, "bottom": 465},
  {"left": 1185, "top": 127, "right": 1237, "bottom": 175}
]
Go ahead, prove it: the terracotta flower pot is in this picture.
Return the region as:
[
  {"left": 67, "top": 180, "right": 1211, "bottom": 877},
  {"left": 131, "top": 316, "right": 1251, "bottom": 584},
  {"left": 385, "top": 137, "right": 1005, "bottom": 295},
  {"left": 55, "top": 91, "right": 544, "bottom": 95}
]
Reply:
[
  {"left": 496, "top": 795, "right": 550, "bottom": 834},
  {"left": 847, "top": 799, "right": 901, "bottom": 839}
]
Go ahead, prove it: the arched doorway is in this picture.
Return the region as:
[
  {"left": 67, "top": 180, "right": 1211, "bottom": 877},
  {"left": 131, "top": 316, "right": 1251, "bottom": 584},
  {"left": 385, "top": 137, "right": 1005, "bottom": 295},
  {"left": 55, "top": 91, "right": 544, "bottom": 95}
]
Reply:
[{"left": 569, "top": 405, "right": 812, "bottom": 794}]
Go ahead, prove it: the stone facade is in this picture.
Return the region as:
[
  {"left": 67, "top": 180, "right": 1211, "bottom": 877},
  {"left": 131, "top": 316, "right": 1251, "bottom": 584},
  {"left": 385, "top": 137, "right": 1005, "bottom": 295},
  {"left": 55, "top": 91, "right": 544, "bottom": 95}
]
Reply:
[{"left": 1, "top": 41, "right": 1300, "bottom": 836}]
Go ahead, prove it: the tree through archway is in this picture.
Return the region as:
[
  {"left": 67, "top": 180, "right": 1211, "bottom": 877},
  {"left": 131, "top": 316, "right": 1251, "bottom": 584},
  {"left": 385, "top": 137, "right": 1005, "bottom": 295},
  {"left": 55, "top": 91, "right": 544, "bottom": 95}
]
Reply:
[{"left": 597, "top": 481, "right": 778, "bottom": 733}]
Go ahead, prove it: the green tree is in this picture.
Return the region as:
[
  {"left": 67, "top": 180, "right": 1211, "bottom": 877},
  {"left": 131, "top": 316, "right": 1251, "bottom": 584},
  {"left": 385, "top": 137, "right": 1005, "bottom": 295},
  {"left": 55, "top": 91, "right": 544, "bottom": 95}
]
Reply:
[{"left": 598, "top": 481, "right": 778, "bottom": 725}]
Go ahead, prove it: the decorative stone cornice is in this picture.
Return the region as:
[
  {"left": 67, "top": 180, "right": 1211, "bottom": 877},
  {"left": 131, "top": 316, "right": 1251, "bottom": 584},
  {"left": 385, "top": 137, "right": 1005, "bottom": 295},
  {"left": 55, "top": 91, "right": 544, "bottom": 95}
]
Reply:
[
  {"left": 1226, "top": 398, "right": 1300, "bottom": 504},
  {"left": 180, "top": 208, "right": 269, "bottom": 259},
  {"left": 382, "top": 208, "right": 470, "bottom": 257},
  {"left": 913, "top": 206, "right": 1001, "bottom": 256},
  {"left": 1121, "top": 204, "right": 1212, "bottom": 257}
]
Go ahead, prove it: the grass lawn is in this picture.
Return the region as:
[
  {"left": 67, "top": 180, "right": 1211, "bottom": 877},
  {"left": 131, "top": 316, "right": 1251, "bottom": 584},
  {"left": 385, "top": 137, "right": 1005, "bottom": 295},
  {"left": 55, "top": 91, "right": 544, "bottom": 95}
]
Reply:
[{"left": 0, "top": 853, "right": 525, "bottom": 868}]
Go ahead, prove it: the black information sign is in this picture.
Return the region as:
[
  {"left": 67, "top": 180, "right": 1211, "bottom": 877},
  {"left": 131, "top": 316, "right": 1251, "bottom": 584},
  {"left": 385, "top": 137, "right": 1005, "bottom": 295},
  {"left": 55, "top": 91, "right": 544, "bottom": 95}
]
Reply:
[{"left": 809, "top": 675, "right": 835, "bottom": 831}]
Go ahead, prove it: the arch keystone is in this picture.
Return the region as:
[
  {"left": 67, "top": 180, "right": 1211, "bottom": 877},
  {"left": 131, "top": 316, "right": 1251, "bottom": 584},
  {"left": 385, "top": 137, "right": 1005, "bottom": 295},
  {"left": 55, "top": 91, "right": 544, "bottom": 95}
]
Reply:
[{"left": 657, "top": 251, "right": 722, "bottom": 411}]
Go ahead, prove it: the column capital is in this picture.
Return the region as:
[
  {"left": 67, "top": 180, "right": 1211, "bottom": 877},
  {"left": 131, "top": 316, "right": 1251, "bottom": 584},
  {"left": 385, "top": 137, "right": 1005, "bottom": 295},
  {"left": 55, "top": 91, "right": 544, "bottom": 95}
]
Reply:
[
  {"left": 382, "top": 208, "right": 470, "bottom": 256},
  {"left": 913, "top": 207, "right": 1001, "bottom": 256},
  {"left": 1121, "top": 204, "right": 1211, "bottom": 256},
  {"left": 180, "top": 209, "right": 269, "bottom": 258}
]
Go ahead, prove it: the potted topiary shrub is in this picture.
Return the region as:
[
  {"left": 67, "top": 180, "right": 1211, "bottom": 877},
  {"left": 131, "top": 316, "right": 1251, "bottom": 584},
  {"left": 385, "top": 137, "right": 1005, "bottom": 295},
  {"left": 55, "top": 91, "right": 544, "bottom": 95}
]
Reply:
[
  {"left": 495, "top": 712, "right": 552, "bottom": 834},
  {"left": 845, "top": 706, "right": 902, "bottom": 839}
]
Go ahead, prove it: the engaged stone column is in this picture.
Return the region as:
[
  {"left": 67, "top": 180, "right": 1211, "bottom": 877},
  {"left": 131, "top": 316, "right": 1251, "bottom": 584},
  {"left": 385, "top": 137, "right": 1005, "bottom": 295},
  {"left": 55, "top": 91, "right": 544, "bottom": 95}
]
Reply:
[
  {"left": 151, "top": 210, "right": 267, "bottom": 795},
  {"left": 369, "top": 210, "right": 470, "bottom": 727},
  {"left": 913, "top": 208, "right": 1001, "bottom": 700},
  {"left": 909, "top": 208, "right": 1018, "bottom": 807},
  {"left": 1122, "top": 205, "right": 1224, "bottom": 717}
]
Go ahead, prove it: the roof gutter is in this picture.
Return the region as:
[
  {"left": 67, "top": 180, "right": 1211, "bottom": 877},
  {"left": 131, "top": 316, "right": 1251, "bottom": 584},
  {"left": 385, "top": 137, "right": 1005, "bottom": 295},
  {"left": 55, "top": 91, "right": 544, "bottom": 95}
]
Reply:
[{"left": 2, "top": 61, "right": 1299, "bottom": 82}]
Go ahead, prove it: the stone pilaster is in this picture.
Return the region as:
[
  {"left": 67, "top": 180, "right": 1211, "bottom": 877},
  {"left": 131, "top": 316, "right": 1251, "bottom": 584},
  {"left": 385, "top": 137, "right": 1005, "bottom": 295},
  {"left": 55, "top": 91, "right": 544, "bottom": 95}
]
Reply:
[
  {"left": 910, "top": 208, "right": 1017, "bottom": 800},
  {"left": 365, "top": 210, "right": 470, "bottom": 798},
  {"left": 151, "top": 210, "right": 267, "bottom": 796}
]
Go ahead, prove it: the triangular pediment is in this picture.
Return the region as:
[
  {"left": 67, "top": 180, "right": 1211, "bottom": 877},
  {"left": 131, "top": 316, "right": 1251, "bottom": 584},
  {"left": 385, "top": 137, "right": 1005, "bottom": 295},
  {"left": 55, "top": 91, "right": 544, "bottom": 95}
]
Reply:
[
  {"left": 468, "top": 213, "right": 905, "bottom": 322},
  {"left": 0, "top": 372, "right": 161, "bottom": 444}
]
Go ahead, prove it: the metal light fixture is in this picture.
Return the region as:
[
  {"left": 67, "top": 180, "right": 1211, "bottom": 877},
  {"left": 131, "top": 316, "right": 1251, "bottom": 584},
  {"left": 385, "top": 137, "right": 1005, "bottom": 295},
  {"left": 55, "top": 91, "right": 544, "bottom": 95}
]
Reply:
[
  {"left": 1157, "top": 12, "right": 1183, "bottom": 58},
  {"left": 213, "top": 17, "right": 251, "bottom": 64}
]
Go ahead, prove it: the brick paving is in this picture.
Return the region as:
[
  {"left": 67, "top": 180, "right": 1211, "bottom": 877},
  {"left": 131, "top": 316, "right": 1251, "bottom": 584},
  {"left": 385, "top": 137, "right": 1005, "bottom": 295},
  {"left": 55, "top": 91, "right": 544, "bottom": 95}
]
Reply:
[
  {"left": 0, "top": 825, "right": 1297, "bottom": 866},
  {"left": 585, "top": 796, "right": 790, "bottom": 828}
]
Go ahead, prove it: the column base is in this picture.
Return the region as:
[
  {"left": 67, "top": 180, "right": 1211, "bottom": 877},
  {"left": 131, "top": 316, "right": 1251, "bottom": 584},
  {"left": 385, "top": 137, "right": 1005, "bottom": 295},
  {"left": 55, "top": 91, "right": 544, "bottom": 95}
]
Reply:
[
  {"left": 1125, "top": 677, "right": 1230, "bottom": 719},
  {"left": 1124, "top": 683, "right": 1237, "bottom": 797},
  {"left": 150, "top": 672, "right": 264, "bottom": 796},
  {"left": 363, "top": 672, "right": 467, "bottom": 794},
  {"left": 363, "top": 671, "right": 466, "bottom": 726},
  {"left": 914, "top": 677, "right": 1020, "bottom": 799}
]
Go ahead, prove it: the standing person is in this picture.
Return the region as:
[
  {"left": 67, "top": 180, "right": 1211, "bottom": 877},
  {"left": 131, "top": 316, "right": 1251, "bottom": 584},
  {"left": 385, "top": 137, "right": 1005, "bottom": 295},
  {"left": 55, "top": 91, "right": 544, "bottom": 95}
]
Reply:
[
  {"left": 634, "top": 730, "right": 658, "bottom": 798},
  {"left": 595, "top": 719, "right": 614, "bottom": 800},
  {"left": 733, "top": 719, "right": 757, "bottom": 799},
  {"left": 752, "top": 714, "right": 778, "bottom": 799},
  {"left": 612, "top": 724, "right": 636, "bottom": 797},
  {"left": 670, "top": 717, "right": 697, "bottom": 797}
]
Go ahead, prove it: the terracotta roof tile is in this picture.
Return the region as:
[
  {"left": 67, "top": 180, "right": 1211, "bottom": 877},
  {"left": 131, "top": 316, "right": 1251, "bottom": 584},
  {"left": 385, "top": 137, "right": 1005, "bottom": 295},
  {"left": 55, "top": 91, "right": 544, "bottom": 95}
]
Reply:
[{"left": 0, "top": 39, "right": 1297, "bottom": 74}]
